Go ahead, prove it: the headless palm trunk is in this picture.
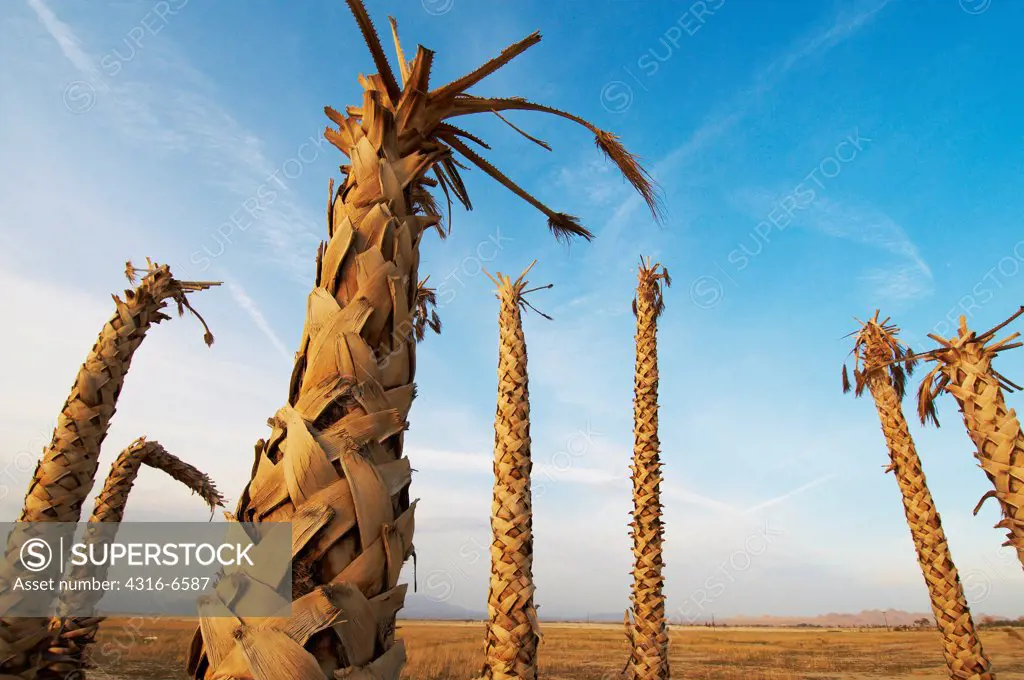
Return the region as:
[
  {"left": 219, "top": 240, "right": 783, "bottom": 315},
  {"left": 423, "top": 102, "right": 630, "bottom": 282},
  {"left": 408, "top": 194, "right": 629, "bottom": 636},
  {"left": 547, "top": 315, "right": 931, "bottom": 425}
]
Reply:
[
  {"left": 45, "top": 438, "right": 223, "bottom": 678},
  {"left": 844, "top": 314, "right": 993, "bottom": 680},
  {"left": 185, "top": 4, "right": 659, "bottom": 678},
  {"left": 917, "top": 312, "right": 1024, "bottom": 570},
  {"left": 0, "top": 262, "right": 216, "bottom": 677},
  {"left": 483, "top": 266, "right": 548, "bottom": 680},
  {"left": 625, "top": 260, "right": 670, "bottom": 680}
]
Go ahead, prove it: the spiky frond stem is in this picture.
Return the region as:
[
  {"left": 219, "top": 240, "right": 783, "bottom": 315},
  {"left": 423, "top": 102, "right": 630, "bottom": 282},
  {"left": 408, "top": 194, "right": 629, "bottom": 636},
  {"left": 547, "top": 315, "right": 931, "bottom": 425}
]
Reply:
[
  {"left": 0, "top": 262, "right": 216, "bottom": 678},
  {"left": 481, "top": 266, "right": 547, "bottom": 680},
  {"left": 850, "top": 318, "right": 994, "bottom": 680},
  {"left": 43, "top": 438, "right": 223, "bottom": 678},
  {"left": 916, "top": 313, "right": 1024, "bottom": 570},
  {"left": 625, "top": 259, "right": 670, "bottom": 680}
]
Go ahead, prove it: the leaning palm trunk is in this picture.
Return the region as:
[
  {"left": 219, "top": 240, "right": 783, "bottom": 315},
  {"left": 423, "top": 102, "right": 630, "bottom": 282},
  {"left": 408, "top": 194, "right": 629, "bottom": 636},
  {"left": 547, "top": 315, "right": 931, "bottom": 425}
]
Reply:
[
  {"left": 916, "top": 311, "right": 1024, "bottom": 570},
  {"left": 844, "top": 313, "right": 994, "bottom": 680},
  {"left": 625, "top": 259, "right": 670, "bottom": 680},
  {"left": 0, "top": 261, "right": 216, "bottom": 678},
  {"left": 185, "top": 3, "right": 659, "bottom": 679},
  {"left": 482, "top": 264, "right": 549, "bottom": 680},
  {"left": 44, "top": 437, "right": 224, "bottom": 678}
]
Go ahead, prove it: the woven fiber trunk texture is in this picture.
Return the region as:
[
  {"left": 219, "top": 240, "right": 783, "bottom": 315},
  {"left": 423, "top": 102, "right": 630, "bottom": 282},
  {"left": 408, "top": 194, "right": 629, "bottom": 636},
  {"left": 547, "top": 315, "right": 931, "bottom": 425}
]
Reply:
[{"left": 625, "top": 260, "right": 670, "bottom": 680}]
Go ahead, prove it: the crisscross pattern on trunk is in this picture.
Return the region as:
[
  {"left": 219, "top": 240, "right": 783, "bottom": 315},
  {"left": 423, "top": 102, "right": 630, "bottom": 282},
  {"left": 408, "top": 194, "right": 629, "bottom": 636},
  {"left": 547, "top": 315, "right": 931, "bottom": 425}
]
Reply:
[
  {"left": 186, "top": 88, "right": 432, "bottom": 680},
  {"left": 44, "top": 439, "right": 221, "bottom": 678},
  {"left": 864, "top": 341, "right": 994, "bottom": 680},
  {"left": 935, "top": 343, "right": 1024, "bottom": 570},
  {"left": 0, "top": 266, "right": 212, "bottom": 678},
  {"left": 626, "top": 275, "right": 668, "bottom": 680},
  {"left": 482, "top": 276, "right": 539, "bottom": 680}
]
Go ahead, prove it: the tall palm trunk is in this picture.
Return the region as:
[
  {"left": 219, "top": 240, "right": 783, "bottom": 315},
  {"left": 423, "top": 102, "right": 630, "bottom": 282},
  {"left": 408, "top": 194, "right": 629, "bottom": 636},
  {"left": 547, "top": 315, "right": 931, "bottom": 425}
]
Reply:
[
  {"left": 45, "top": 437, "right": 224, "bottom": 679},
  {"left": 482, "top": 265, "right": 548, "bottom": 680},
  {"left": 625, "top": 259, "right": 670, "bottom": 680},
  {"left": 186, "top": 3, "right": 659, "bottom": 679},
  {"left": 844, "top": 313, "right": 994, "bottom": 680},
  {"left": 917, "top": 312, "right": 1024, "bottom": 570},
  {"left": 0, "top": 261, "right": 216, "bottom": 677}
]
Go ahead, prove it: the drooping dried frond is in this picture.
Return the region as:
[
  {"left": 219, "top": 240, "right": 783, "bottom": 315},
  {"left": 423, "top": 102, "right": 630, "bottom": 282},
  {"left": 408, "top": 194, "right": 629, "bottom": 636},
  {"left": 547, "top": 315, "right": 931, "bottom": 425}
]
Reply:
[
  {"left": 916, "top": 364, "right": 948, "bottom": 427},
  {"left": 412, "top": 278, "right": 442, "bottom": 341},
  {"left": 843, "top": 311, "right": 915, "bottom": 400},
  {"left": 324, "top": 9, "right": 662, "bottom": 243},
  {"left": 594, "top": 130, "right": 663, "bottom": 221}
]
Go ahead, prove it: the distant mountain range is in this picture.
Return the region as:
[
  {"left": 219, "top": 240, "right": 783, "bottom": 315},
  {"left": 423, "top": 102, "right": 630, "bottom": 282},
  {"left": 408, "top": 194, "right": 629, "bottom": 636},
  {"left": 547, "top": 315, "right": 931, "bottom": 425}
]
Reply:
[{"left": 396, "top": 597, "right": 1007, "bottom": 628}]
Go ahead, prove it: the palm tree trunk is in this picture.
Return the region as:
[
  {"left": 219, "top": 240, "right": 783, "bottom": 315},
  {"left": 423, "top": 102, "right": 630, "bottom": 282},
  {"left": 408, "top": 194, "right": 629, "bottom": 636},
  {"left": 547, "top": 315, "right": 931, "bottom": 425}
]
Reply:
[
  {"left": 0, "top": 262, "right": 216, "bottom": 678},
  {"left": 186, "top": 65, "right": 430, "bottom": 680},
  {"left": 184, "top": 3, "right": 660, "bottom": 676},
  {"left": 858, "top": 329, "right": 994, "bottom": 680},
  {"left": 922, "top": 321, "right": 1024, "bottom": 570},
  {"left": 44, "top": 438, "right": 223, "bottom": 678},
  {"left": 626, "top": 260, "right": 670, "bottom": 680},
  {"left": 482, "top": 267, "right": 544, "bottom": 680}
]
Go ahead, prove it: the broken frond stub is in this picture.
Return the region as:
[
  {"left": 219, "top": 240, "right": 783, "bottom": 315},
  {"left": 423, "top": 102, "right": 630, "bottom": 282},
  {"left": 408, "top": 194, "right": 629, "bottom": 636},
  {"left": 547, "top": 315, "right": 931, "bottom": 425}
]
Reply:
[
  {"left": 412, "top": 277, "right": 442, "bottom": 341},
  {"left": 124, "top": 259, "right": 220, "bottom": 346},
  {"left": 632, "top": 256, "right": 670, "bottom": 320},
  {"left": 843, "top": 311, "right": 917, "bottom": 400},
  {"left": 485, "top": 261, "right": 553, "bottom": 321}
]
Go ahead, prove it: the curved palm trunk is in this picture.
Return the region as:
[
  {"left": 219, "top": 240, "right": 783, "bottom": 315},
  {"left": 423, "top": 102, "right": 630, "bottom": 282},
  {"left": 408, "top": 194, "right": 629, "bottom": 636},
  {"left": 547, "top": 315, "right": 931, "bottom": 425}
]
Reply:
[
  {"left": 482, "top": 266, "right": 546, "bottom": 680},
  {"left": 45, "top": 438, "right": 223, "bottom": 678},
  {"left": 848, "top": 315, "right": 993, "bottom": 680},
  {"left": 185, "top": 3, "right": 659, "bottom": 677},
  {"left": 0, "top": 262, "right": 216, "bottom": 678},
  {"left": 917, "top": 313, "right": 1024, "bottom": 570},
  {"left": 625, "top": 260, "right": 670, "bottom": 680}
]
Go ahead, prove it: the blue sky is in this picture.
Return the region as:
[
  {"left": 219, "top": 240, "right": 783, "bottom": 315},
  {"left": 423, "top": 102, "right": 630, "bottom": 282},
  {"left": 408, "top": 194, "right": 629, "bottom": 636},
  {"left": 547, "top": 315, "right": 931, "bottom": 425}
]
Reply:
[{"left": 1, "top": 0, "right": 1023, "bottom": 620}]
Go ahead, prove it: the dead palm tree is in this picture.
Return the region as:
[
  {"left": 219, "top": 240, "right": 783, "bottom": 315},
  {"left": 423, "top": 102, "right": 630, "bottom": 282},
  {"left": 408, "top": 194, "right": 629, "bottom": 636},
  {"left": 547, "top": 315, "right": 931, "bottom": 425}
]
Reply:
[
  {"left": 0, "top": 260, "right": 216, "bottom": 678},
  {"left": 185, "top": 3, "right": 660, "bottom": 678},
  {"left": 482, "top": 263, "right": 550, "bottom": 680},
  {"left": 46, "top": 437, "right": 224, "bottom": 678},
  {"left": 625, "top": 258, "right": 670, "bottom": 680},
  {"left": 843, "top": 312, "right": 994, "bottom": 680},
  {"left": 915, "top": 309, "right": 1024, "bottom": 571}
]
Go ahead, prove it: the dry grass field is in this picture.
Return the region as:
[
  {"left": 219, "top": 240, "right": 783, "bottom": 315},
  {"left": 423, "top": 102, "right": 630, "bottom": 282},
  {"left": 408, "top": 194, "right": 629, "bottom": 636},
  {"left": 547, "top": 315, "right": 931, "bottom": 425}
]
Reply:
[{"left": 84, "top": 618, "right": 1024, "bottom": 679}]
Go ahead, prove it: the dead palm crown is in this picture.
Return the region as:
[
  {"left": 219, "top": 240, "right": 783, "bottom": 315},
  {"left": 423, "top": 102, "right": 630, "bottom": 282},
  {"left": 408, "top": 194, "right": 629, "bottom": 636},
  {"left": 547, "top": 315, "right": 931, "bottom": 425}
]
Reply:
[
  {"left": 843, "top": 312, "right": 994, "bottom": 680},
  {"left": 625, "top": 258, "right": 670, "bottom": 680},
  {"left": 482, "top": 262, "right": 551, "bottom": 680},
  {"left": 47, "top": 437, "right": 224, "bottom": 678},
  {"left": 915, "top": 309, "right": 1024, "bottom": 571},
  {"left": 0, "top": 260, "right": 217, "bottom": 678},
  {"left": 186, "top": 2, "right": 660, "bottom": 679}
]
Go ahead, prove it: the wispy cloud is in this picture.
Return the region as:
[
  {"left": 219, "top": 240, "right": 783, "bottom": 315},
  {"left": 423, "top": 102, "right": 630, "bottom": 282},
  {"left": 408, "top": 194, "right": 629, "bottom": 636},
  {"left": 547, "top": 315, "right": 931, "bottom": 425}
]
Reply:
[
  {"left": 223, "top": 280, "right": 293, "bottom": 364},
  {"left": 797, "top": 197, "right": 933, "bottom": 301},
  {"left": 26, "top": 0, "right": 320, "bottom": 281},
  {"left": 597, "top": 0, "right": 894, "bottom": 239},
  {"left": 743, "top": 473, "right": 837, "bottom": 514}
]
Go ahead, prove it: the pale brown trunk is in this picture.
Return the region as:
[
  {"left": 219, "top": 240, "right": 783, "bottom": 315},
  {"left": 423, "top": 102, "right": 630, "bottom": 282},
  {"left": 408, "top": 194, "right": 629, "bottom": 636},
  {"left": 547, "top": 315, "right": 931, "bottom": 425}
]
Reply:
[
  {"left": 482, "top": 270, "right": 540, "bottom": 680},
  {"left": 187, "top": 81, "right": 430, "bottom": 680},
  {"left": 43, "top": 438, "right": 222, "bottom": 678},
  {"left": 0, "top": 264, "right": 214, "bottom": 678},
  {"left": 862, "top": 338, "right": 994, "bottom": 680},
  {"left": 625, "top": 262, "right": 669, "bottom": 680},
  {"left": 933, "top": 340, "right": 1024, "bottom": 570}
]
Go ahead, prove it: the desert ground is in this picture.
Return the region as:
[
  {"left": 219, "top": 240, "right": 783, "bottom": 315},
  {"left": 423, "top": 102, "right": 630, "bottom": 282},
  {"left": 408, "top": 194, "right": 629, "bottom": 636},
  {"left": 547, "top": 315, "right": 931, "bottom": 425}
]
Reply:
[{"left": 84, "top": 618, "right": 1024, "bottom": 679}]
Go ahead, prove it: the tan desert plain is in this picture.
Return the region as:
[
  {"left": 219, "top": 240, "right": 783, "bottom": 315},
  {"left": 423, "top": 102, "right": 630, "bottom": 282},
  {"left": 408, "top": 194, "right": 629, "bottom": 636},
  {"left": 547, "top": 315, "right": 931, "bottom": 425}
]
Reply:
[{"left": 1, "top": 2, "right": 1023, "bottom": 680}]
